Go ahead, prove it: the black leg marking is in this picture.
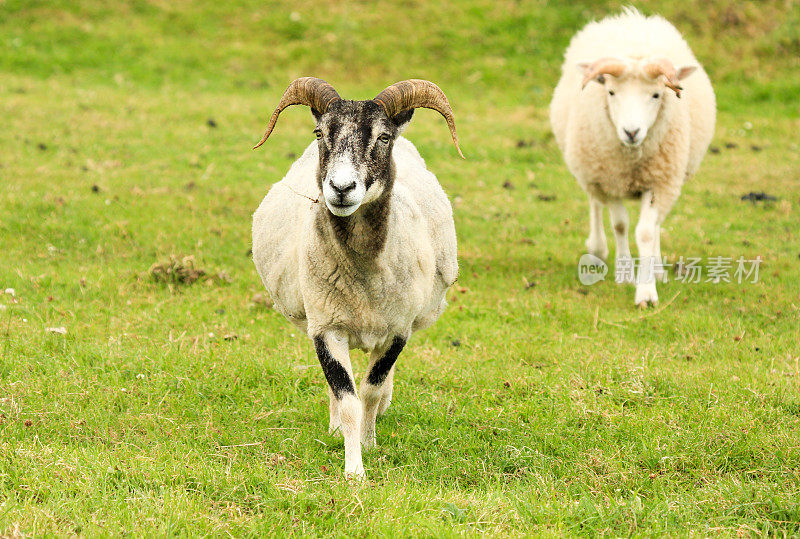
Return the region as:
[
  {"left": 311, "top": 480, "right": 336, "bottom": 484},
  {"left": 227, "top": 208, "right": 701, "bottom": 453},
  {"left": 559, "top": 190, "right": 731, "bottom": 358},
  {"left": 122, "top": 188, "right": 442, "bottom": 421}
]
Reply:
[
  {"left": 313, "top": 336, "right": 355, "bottom": 399},
  {"left": 366, "top": 336, "right": 406, "bottom": 386}
]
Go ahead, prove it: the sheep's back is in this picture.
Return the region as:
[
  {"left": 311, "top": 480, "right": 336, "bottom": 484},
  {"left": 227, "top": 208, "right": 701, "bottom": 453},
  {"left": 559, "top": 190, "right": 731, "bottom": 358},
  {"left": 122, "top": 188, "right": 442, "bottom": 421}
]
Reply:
[
  {"left": 563, "top": 10, "right": 699, "bottom": 71},
  {"left": 393, "top": 137, "right": 459, "bottom": 292}
]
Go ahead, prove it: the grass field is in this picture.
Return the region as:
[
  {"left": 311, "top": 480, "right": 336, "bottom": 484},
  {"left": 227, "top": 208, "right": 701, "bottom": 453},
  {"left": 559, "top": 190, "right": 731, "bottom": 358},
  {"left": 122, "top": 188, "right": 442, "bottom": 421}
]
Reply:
[{"left": 1, "top": 0, "right": 799, "bottom": 535}]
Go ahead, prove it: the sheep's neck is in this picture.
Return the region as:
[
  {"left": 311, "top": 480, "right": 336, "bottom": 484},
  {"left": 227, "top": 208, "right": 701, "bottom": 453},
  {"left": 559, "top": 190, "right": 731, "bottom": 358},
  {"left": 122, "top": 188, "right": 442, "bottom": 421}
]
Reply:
[{"left": 317, "top": 195, "right": 391, "bottom": 260}]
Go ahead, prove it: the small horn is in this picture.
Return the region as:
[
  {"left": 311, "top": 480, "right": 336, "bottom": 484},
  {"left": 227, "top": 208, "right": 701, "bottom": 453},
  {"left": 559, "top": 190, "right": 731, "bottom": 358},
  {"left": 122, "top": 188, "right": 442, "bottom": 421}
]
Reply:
[
  {"left": 373, "top": 79, "right": 464, "bottom": 159},
  {"left": 581, "top": 57, "right": 628, "bottom": 89},
  {"left": 644, "top": 58, "right": 683, "bottom": 97},
  {"left": 254, "top": 77, "right": 341, "bottom": 149}
]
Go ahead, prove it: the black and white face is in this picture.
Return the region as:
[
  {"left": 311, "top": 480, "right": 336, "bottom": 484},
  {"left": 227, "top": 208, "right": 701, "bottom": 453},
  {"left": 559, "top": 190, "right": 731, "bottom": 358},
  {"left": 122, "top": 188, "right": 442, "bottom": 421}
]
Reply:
[{"left": 313, "top": 100, "right": 413, "bottom": 217}]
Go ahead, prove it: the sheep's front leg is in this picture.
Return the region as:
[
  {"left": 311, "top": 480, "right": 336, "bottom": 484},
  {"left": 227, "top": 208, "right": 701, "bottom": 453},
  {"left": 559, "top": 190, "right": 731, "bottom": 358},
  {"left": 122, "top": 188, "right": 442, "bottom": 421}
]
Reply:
[
  {"left": 634, "top": 190, "right": 660, "bottom": 307},
  {"left": 608, "top": 200, "right": 633, "bottom": 284},
  {"left": 313, "top": 332, "right": 363, "bottom": 478},
  {"left": 360, "top": 337, "right": 406, "bottom": 450},
  {"left": 585, "top": 196, "right": 609, "bottom": 260}
]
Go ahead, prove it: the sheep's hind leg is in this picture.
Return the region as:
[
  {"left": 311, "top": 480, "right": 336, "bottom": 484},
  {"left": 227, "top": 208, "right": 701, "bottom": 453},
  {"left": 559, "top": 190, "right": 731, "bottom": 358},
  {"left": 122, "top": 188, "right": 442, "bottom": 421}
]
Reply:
[
  {"left": 377, "top": 366, "right": 395, "bottom": 416},
  {"left": 327, "top": 386, "right": 341, "bottom": 436},
  {"left": 585, "top": 196, "right": 609, "bottom": 260},
  {"left": 313, "top": 332, "right": 364, "bottom": 478},
  {"left": 634, "top": 191, "right": 660, "bottom": 308},
  {"left": 360, "top": 337, "right": 406, "bottom": 450},
  {"left": 608, "top": 200, "right": 634, "bottom": 284}
]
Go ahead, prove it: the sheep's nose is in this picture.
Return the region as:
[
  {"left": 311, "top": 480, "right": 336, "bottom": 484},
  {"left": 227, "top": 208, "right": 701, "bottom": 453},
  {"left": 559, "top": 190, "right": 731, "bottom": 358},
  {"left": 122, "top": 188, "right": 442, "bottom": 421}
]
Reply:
[
  {"left": 623, "top": 128, "right": 640, "bottom": 142},
  {"left": 331, "top": 181, "right": 356, "bottom": 196}
]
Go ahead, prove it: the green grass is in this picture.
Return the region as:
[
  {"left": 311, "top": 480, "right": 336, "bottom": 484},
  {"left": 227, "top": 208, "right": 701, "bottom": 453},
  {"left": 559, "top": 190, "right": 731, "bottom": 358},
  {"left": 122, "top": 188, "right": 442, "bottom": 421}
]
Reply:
[{"left": 1, "top": 0, "right": 799, "bottom": 535}]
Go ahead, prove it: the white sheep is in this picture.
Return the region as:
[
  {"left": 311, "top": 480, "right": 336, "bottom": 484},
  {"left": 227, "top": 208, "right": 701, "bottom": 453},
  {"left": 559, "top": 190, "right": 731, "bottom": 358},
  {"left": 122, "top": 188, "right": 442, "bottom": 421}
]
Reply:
[
  {"left": 251, "top": 78, "right": 461, "bottom": 478},
  {"left": 550, "top": 8, "right": 716, "bottom": 306}
]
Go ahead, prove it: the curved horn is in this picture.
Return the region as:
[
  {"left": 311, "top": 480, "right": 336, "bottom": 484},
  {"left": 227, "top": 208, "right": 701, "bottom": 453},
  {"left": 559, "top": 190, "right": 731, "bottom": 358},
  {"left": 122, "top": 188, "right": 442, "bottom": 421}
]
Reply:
[
  {"left": 644, "top": 58, "right": 683, "bottom": 97},
  {"left": 253, "top": 77, "right": 341, "bottom": 149},
  {"left": 373, "top": 79, "right": 464, "bottom": 159},
  {"left": 581, "top": 57, "right": 628, "bottom": 88}
]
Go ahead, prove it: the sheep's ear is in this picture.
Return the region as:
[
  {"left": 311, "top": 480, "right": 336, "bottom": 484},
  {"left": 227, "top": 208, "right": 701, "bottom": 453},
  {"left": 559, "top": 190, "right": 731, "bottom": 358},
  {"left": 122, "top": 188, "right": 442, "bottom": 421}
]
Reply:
[
  {"left": 677, "top": 65, "right": 698, "bottom": 80},
  {"left": 311, "top": 108, "right": 323, "bottom": 122},
  {"left": 391, "top": 108, "right": 414, "bottom": 134},
  {"left": 576, "top": 63, "right": 604, "bottom": 85}
]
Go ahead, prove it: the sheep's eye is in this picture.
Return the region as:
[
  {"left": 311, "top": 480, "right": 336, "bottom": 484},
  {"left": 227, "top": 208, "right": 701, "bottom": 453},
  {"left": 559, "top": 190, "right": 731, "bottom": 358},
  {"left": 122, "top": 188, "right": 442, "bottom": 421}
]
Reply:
[
  {"left": 377, "top": 133, "right": 391, "bottom": 144},
  {"left": 652, "top": 93, "right": 661, "bottom": 99},
  {"left": 608, "top": 90, "right": 615, "bottom": 96},
  {"left": 314, "top": 129, "right": 322, "bottom": 139}
]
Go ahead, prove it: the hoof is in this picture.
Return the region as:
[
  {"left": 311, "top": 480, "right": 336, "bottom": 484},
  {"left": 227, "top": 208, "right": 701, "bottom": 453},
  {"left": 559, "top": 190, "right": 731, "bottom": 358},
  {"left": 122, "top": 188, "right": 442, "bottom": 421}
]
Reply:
[
  {"left": 344, "top": 465, "right": 365, "bottom": 481},
  {"left": 587, "top": 248, "right": 609, "bottom": 261},
  {"left": 634, "top": 283, "right": 659, "bottom": 308}
]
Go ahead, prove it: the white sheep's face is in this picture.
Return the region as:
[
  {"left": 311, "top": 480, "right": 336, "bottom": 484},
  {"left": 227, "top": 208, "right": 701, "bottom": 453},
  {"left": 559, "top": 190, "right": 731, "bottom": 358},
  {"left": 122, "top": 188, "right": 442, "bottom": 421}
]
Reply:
[
  {"left": 603, "top": 76, "right": 665, "bottom": 148},
  {"left": 313, "top": 100, "right": 413, "bottom": 217}
]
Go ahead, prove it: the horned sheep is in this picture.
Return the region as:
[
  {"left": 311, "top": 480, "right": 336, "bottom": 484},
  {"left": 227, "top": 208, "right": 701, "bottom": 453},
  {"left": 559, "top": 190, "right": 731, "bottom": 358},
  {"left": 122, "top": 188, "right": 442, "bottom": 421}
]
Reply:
[{"left": 251, "top": 78, "right": 461, "bottom": 478}]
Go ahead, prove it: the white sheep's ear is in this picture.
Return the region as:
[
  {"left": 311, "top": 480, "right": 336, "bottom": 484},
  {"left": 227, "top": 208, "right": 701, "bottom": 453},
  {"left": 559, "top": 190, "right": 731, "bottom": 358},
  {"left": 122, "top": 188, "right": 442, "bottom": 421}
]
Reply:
[
  {"left": 576, "top": 62, "right": 605, "bottom": 87},
  {"left": 677, "top": 65, "right": 698, "bottom": 80}
]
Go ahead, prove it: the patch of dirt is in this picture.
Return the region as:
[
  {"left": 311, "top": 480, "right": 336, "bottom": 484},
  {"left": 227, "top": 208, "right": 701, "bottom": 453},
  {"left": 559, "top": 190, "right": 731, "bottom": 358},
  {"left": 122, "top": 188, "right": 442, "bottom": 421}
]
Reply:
[
  {"left": 149, "top": 255, "right": 206, "bottom": 285},
  {"left": 148, "top": 255, "right": 231, "bottom": 286}
]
